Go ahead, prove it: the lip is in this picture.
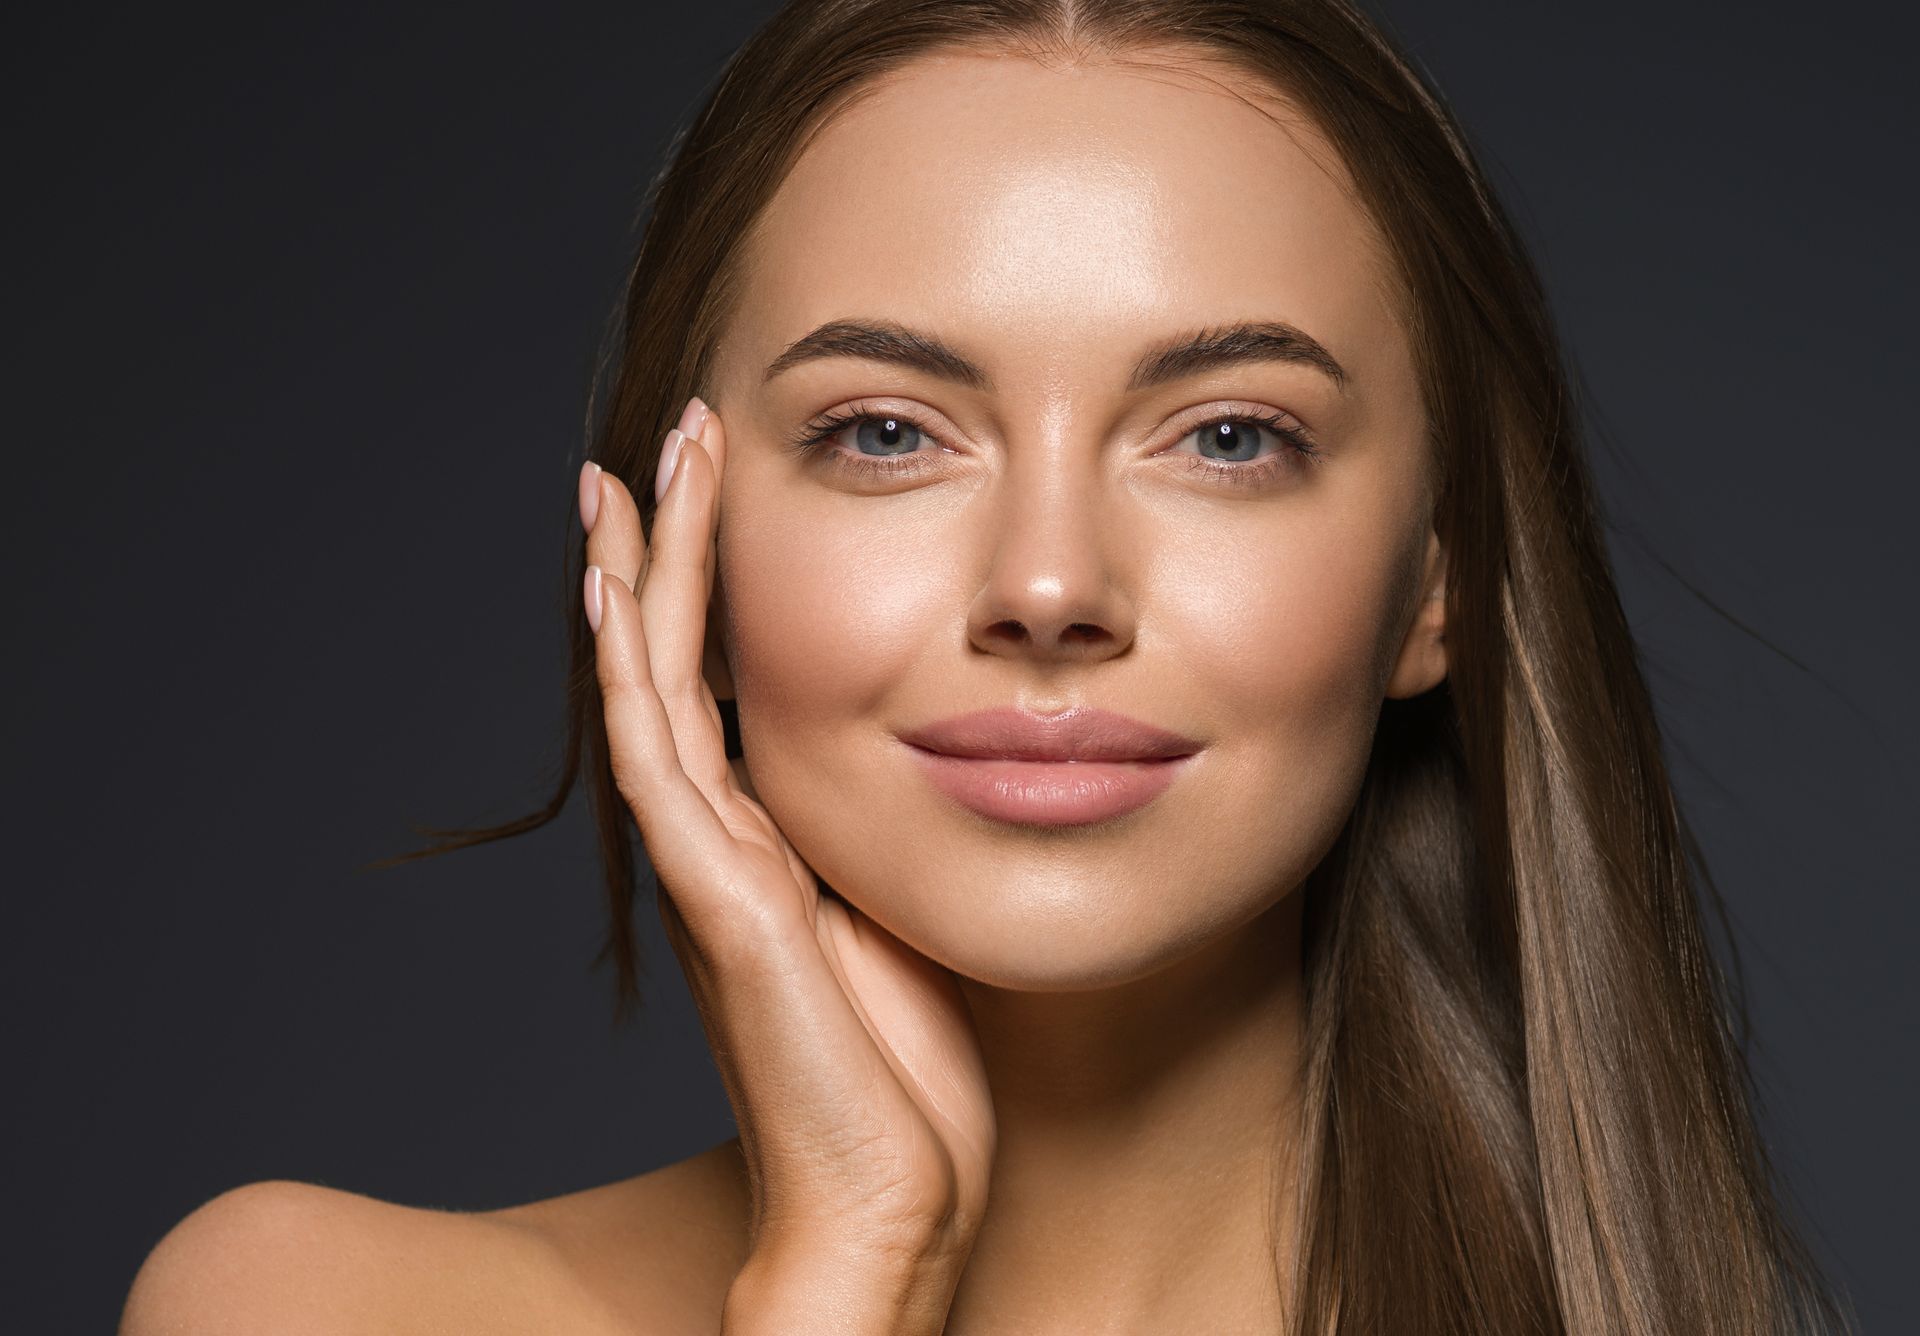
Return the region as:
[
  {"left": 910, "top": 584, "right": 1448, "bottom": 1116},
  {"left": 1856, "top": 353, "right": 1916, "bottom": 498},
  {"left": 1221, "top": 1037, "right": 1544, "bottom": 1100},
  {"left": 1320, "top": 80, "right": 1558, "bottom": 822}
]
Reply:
[
  {"left": 898, "top": 706, "right": 1203, "bottom": 762},
  {"left": 898, "top": 707, "right": 1202, "bottom": 827}
]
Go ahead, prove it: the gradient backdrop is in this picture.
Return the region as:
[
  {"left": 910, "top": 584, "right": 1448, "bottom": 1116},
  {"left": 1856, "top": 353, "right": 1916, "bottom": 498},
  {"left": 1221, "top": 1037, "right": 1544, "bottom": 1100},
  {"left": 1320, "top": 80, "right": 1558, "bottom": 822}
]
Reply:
[{"left": 5, "top": 2, "right": 1913, "bottom": 1329}]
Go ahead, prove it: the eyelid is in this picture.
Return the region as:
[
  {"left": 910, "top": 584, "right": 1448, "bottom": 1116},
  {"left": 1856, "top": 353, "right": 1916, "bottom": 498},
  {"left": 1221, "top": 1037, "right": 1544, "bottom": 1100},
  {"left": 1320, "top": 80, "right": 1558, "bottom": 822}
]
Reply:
[
  {"left": 1157, "top": 399, "right": 1315, "bottom": 449},
  {"left": 809, "top": 397, "right": 967, "bottom": 452}
]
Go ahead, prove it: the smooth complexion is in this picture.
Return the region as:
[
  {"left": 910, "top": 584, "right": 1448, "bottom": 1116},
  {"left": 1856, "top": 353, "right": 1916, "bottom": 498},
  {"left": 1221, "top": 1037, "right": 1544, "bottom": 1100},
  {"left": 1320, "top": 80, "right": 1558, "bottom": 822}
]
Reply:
[{"left": 688, "top": 47, "right": 1448, "bottom": 1332}]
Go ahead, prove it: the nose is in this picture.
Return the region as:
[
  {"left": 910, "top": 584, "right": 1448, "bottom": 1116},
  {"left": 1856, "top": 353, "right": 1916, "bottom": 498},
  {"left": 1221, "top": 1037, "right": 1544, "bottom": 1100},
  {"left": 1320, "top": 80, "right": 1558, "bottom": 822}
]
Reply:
[{"left": 965, "top": 441, "right": 1138, "bottom": 665}]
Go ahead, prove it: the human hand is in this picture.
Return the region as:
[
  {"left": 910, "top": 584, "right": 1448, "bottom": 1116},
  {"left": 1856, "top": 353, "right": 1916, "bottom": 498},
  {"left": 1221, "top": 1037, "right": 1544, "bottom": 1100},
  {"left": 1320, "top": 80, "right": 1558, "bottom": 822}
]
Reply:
[{"left": 579, "top": 399, "right": 995, "bottom": 1322}]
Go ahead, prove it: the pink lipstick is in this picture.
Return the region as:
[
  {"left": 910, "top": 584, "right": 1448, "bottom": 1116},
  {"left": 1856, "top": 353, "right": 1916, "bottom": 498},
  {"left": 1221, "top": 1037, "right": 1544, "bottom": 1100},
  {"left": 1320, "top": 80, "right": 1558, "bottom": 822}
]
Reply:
[{"left": 897, "top": 706, "right": 1201, "bottom": 826}]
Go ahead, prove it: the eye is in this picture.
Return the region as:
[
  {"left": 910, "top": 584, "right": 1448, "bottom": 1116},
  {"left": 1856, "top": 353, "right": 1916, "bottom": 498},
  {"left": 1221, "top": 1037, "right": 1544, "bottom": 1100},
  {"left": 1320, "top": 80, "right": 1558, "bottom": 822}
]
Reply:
[
  {"left": 1165, "top": 409, "right": 1322, "bottom": 490},
  {"left": 783, "top": 402, "right": 955, "bottom": 483}
]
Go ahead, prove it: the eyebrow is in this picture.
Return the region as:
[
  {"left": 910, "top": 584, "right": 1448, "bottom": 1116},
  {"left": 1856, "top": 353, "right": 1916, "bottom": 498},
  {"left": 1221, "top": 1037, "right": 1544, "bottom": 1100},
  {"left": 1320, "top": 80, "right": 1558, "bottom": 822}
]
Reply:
[{"left": 761, "top": 317, "right": 1351, "bottom": 394}]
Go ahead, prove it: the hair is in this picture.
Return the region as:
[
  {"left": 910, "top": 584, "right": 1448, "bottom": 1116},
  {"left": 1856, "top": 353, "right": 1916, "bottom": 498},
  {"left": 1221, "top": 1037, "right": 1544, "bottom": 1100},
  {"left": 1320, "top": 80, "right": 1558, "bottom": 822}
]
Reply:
[{"left": 365, "top": 1, "right": 1858, "bottom": 1331}]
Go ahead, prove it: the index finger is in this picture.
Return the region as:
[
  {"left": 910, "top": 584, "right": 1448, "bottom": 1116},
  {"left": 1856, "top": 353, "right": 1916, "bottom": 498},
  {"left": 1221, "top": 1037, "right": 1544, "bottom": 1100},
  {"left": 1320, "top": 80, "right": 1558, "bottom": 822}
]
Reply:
[
  {"left": 696, "top": 406, "right": 728, "bottom": 604},
  {"left": 639, "top": 427, "right": 729, "bottom": 799}
]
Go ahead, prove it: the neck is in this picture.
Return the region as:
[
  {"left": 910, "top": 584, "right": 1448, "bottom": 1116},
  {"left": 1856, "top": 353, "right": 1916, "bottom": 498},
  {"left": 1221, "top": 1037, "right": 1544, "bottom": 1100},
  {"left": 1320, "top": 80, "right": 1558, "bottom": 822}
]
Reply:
[{"left": 945, "top": 890, "right": 1306, "bottom": 1333}]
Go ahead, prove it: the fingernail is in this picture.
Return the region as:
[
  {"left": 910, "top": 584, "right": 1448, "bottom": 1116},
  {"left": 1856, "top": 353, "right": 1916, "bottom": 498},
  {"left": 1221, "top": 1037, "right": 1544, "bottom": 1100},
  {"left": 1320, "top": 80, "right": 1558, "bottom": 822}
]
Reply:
[
  {"left": 676, "top": 395, "right": 709, "bottom": 441},
  {"left": 584, "top": 564, "right": 604, "bottom": 634},
  {"left": 655, "top": 429, "right": 687, "bottom": 504},
  {"left": 578, "top": 460, "right": 602, "bottom": 534}
]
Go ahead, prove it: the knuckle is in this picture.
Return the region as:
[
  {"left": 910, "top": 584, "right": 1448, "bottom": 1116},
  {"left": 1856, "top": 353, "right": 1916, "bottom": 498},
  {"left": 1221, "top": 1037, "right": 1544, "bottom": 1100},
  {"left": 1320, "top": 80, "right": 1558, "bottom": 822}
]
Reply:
[
  {"left": 672, "top": 888, "right": 771, "bottom": 968},
  {"left": 609, "top": 757, "right": 649, "bottom": 814},
  {"left": 647, "top": 658, "right": 694, "bottom": 700},
  {"left": 604, "top": 731, "right": 662, "bottom": 818}
]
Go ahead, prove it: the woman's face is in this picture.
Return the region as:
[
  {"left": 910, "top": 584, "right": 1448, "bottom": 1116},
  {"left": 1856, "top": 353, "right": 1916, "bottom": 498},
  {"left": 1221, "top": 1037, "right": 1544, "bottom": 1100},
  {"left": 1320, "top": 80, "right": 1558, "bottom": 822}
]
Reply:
[{"left": 702, "top": 48, "right": 1445, "bottom": 989}]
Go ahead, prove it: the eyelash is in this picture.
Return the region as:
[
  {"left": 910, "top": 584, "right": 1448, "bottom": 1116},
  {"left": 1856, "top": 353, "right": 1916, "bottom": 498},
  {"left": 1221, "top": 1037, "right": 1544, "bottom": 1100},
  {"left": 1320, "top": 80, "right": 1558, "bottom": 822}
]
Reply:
[{"left": 782, "top": 402, "right": 1322, "bottom": 489}]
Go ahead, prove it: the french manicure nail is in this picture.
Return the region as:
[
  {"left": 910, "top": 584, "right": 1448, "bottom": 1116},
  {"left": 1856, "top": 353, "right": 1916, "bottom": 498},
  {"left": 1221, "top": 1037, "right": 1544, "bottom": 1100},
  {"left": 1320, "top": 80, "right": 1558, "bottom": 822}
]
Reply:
[
  {"left": 578, "top": 460, "right": 602, "bottom": 534},
  {"left": 676, "top": 395, "right": 709, "bottom": 441},
  {"left": 584, "top": 564, "right": 604, "bottom": 634},
  {"left": 655, "top": 429, "right": 687, "bottom": 504}
]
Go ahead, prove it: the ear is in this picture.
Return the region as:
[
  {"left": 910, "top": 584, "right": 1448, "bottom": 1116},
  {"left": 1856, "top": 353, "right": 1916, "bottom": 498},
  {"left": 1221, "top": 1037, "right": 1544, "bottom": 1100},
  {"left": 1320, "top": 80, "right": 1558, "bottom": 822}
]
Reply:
[{"left": 1384, "top": 527, "right": 1448, "bottom": 699}]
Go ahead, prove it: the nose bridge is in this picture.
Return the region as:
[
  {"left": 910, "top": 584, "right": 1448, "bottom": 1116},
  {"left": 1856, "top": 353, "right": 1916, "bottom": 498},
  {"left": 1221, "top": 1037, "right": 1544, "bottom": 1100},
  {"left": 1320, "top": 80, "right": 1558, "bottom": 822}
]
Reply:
[{"left": 968, "top": 419, "right": 1135, "bottom": 658}]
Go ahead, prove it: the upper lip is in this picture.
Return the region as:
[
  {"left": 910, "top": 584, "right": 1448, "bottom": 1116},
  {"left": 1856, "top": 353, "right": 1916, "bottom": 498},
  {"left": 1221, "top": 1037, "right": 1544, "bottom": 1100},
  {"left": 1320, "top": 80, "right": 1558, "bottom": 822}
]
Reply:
[{"left": 898, "top": 706, "right": 1202, "bottom": 762}]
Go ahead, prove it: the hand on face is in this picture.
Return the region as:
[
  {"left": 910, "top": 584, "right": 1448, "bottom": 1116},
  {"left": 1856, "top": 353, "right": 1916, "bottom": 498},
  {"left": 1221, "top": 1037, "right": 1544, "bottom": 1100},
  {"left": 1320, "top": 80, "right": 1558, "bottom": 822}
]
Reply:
[{"left": 580, "top": 397, "right": 996, "bottom": 1267}]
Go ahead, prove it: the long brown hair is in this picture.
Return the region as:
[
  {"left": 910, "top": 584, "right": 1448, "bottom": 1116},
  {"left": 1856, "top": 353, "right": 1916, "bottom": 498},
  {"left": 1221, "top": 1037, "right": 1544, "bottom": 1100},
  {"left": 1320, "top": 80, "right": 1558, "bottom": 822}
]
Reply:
[{"left": 367, "top": 1, "right": 1856, "bottom": 1330}]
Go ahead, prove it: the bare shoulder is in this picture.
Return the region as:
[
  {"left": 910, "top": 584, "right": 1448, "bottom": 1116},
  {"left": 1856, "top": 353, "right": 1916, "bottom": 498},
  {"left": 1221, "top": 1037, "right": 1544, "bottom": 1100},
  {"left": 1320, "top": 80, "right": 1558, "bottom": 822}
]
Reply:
[
  {"left": 487, "top": 1135, "right": 755, "bottom": 1330},
  {"left": 119, "top": 1176, "right": 611, "bottom": 1334},
  {"left": 119, "top": 1140, "right": 753, "bottom": 1335}
]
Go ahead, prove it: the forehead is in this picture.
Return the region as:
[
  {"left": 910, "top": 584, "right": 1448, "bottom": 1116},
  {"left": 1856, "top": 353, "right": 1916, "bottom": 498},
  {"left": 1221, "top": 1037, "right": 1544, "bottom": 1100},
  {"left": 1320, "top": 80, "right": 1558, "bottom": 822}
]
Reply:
[{"left": 721, "top": 47, "right": 1406, "bottom": 398}]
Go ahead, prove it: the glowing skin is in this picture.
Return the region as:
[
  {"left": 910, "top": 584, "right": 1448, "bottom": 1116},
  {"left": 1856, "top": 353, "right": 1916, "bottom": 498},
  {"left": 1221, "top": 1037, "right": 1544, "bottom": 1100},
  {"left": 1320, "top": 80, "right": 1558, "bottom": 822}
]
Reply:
[
  {"left": 690, "top": 46, "right": 1448, "bottom": 1331},
  {"left": 708, "top": 51, "right": 1438, "bottom": 982}
]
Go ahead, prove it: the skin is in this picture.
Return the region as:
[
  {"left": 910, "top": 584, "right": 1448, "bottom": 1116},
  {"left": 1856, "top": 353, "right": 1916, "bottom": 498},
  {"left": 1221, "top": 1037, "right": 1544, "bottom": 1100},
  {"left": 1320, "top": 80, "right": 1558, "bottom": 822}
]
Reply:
[
  {"left": 688, "top": 47, "right": 1446, "bottom": 1331},
  {"left": 119, "top": 45, "right": 1446, "bottom": 1336}
]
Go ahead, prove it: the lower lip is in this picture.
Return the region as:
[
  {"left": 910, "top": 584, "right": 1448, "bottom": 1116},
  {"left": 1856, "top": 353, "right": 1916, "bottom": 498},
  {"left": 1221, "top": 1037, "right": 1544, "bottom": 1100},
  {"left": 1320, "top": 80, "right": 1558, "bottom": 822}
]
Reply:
[{"left": 904, "top": 745, "right": 1196, "bottom": 826}]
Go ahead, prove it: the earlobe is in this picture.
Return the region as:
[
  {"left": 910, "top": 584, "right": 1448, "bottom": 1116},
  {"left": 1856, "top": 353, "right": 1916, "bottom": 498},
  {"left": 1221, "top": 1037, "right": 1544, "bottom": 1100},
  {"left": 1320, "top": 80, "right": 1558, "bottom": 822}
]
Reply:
[{"left": 1384, "top": 529, "right": 1448, "bottom": 700}]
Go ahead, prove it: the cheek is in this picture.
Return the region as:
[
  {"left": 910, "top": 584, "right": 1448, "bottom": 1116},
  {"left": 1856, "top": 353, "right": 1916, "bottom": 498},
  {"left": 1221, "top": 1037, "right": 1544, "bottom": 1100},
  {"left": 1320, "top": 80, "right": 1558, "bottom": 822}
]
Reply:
[
  {"left": 1140, "top": 498, "right": 1416, "bottom": 884},
  {"left": 1163, "top": 501, "right": 1411, "bottom": 744},
  {"left": 716, "top": 496, "right": 953, "bottom": 783}
]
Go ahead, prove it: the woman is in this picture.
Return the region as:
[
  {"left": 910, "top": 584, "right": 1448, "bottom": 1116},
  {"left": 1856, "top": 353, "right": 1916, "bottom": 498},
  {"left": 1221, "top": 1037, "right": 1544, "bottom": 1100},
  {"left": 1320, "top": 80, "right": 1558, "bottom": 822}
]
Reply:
[{"left": 121, "top": 0, "right": 1856, "bottom": 1331}]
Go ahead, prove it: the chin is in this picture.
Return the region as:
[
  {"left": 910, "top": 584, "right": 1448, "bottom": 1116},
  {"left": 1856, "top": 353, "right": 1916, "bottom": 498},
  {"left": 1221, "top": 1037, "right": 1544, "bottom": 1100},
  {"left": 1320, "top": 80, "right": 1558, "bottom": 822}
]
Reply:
[{"left": 828, "top": 848, "right": 1298, "bottom": 993}]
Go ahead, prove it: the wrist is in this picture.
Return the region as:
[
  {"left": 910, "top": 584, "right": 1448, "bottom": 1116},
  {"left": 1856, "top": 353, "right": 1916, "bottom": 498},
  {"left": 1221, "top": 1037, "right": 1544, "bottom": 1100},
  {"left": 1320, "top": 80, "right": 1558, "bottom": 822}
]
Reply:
[{"left": 721, "top": 1236, "right": 968, "bottom": 1336}]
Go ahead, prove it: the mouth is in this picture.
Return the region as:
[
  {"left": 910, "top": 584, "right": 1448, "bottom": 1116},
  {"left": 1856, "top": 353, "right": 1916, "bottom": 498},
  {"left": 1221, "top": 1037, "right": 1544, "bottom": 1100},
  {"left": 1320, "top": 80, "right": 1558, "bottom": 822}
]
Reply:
[
  {"left": 897, "top": 706, "right": 1202, "bottom": 826},
  {"left": 902, "top": 747, "right": 1196, "bottom": 827}
]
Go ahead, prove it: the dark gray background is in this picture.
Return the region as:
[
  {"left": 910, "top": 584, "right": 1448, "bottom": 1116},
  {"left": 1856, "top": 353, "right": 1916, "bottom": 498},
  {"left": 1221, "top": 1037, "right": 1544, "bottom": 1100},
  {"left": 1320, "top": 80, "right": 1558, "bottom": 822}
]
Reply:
[{"left": 5, "top": 2, "right": 1912, "bottom": 1330}]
